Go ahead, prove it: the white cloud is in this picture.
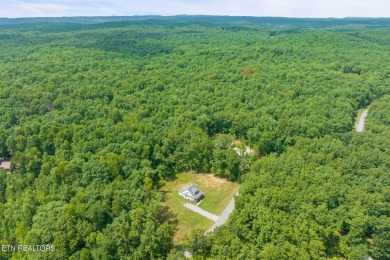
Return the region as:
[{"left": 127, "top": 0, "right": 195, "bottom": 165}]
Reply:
[
  {"left": 10, "top": 0, "right": 72, "bottom": 17},
  {"left": 0, "top": 0, "right": 389, "bottom": 18}
]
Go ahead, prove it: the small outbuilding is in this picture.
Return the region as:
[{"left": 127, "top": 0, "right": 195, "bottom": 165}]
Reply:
[
  {"left": 179, "top": 184, "right": 203, "bottom": 202},
  {"left": 0, "top": 161, "right": 11, "bottom": 171}
]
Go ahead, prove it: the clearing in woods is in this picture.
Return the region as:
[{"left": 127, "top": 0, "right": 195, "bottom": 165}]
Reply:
[{"left": 161, "top": 172, "right": 239, "bottom": 246}]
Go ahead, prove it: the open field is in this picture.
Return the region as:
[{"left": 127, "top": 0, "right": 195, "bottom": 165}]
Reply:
[{"left": 161, "top": 172, "right": 239, "bottom": 245}]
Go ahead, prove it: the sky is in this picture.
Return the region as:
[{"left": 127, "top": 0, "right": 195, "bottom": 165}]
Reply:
[{"left": 0, "top": 0, "right": 389, "bottom": 18}]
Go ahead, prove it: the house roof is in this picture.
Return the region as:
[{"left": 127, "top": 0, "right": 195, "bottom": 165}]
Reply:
[
  {"left": 179, "top": 184, "right": 203, "bottom": 200},
  {"left": 0, "top": 161, "right": 11, "bottom": 170}
]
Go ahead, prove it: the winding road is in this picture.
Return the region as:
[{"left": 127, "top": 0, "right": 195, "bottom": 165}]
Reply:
[{"left": 356, "top": 109, "right": 368, "bottom": 132}]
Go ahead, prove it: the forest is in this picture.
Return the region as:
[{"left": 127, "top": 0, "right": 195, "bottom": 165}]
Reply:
[{"left": 0, "top": 16, "right": 389, "bottom": 259}]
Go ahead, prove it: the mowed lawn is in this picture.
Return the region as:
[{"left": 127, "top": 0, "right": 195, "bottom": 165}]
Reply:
[{"left": 161, "top": 172, "right": 239, "bottom": 245}]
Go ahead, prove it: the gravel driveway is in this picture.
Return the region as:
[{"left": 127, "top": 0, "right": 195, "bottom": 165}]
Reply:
[
  {"left": 184, "top": 203, "right": 219, "bottom": 222},
  {"left": 205, "top": 193, "right": 237, "bottom": 234}
]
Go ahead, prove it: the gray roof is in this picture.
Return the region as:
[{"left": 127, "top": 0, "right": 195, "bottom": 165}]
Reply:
[{"left": 179, "top": 184, "right": 203, "bottom": 200}]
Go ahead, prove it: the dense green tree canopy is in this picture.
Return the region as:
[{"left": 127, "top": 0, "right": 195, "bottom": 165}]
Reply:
[{"left": 0, "top": 16, "right": 388, "bottom": 259}]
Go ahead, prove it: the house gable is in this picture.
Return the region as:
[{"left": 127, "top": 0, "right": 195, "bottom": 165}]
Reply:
[{"left": 179, "top": 184, "right": 203, "bottom": 202}]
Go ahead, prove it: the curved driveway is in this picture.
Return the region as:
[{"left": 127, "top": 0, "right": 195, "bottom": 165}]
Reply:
[
  {"left": 183, "top": 191, "right": 238, "bottom": 235},
  {"left": 205, "top": 195, "right": 236, "bottom": 234},
  {"left": 184, "top": 203, "right": 219, "bottom": 222}
]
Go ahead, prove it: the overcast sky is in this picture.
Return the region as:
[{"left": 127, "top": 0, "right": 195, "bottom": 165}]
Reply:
[{"left": 0, "top": 0, "right": 389, "bottom": 18}]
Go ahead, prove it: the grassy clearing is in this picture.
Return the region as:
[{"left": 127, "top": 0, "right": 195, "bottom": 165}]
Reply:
[{"left": 161, "top": 172, "right": 239, "bottom": 246}]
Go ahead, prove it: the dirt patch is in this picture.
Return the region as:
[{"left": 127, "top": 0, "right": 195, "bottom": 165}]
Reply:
[
  {"left": 162, "top": 172, "right": 229, "bottom": 192},
  {"left": 197, "top": 173, "right": 227, "bottom": 189}
]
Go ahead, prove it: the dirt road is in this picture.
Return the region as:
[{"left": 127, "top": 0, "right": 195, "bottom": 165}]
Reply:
[{"left": 356, "top": 109, "right": 368, "bottom": 132}]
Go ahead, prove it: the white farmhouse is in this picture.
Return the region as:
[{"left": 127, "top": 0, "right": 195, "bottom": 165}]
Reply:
[{"left": 179, "top": 184, "right": 203, "bottom": 202}]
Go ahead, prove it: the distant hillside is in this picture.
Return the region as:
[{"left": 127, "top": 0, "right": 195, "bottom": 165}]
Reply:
[{"left": 0, "top": 15, "right": 389, "bottom": 28}]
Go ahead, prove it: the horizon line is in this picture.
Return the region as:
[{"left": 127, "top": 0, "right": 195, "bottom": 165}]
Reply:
[{"left": 1, "top": 14, "right": 390, "bottom": 20}]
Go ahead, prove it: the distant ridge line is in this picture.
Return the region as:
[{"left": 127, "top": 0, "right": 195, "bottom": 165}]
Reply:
[{"left": 0, "top": 15, "right": 389, "bottom": 26}]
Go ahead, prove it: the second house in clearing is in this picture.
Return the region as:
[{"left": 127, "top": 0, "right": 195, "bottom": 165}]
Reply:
[{"left": 179, "top": 184, "right": 203, "bottom": 202}]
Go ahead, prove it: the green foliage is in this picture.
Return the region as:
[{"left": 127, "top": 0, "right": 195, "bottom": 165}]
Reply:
[
  {"left": 212, "top": 135, "right": 241, "bottom": 180},
  {"left": 208, "top": 127, "right": 389, "bottom": 258},
  {"left": 0, "top": 17, "right": 388, "bottom": 258},
  {"left": 184, "top": 229, "right": 212, "bottom": 258}
]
